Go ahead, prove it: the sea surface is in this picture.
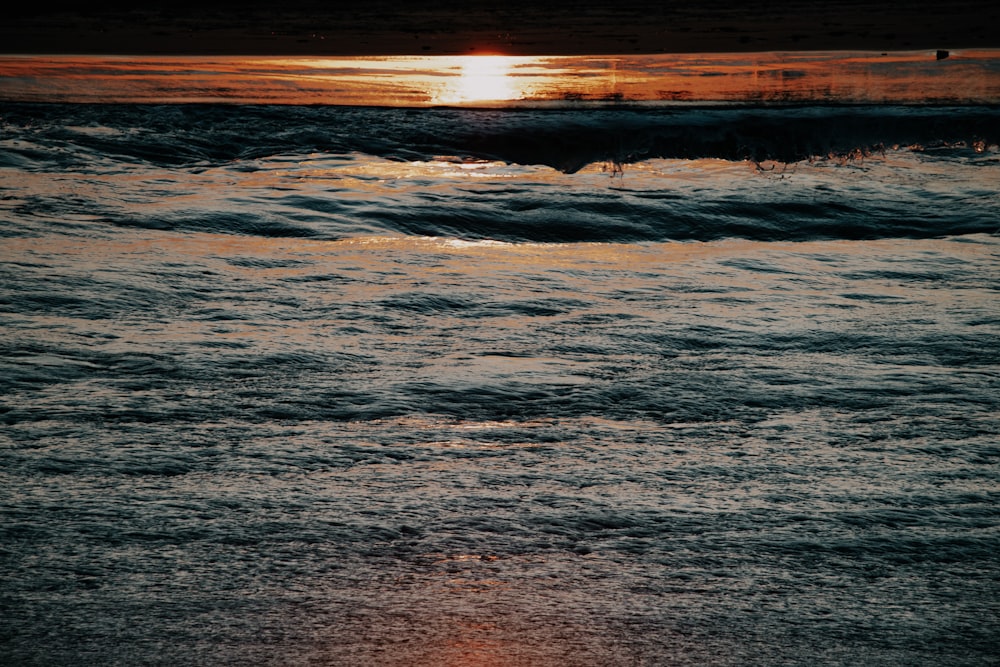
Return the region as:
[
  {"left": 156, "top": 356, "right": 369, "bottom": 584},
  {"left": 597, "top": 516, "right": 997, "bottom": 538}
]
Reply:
[{"left": 1, "top": 98, "right": 999, "bottom": 666}]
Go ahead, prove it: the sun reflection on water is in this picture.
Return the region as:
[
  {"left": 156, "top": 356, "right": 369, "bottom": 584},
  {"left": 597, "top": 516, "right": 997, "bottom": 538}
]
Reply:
[
  {"left": 441, "top": 56, "right": 518, "bottom": 104},
  {"left": 2, "top": 51, "right": 999, "bottom": 105},
  {"left": 431, "top": 55, "right": 545, "bottom": 105}
]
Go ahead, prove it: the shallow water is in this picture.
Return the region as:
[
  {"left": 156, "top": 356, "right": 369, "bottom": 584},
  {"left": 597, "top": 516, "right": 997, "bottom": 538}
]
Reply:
[{"left": 1, "top": 103, "right": 999, "bottom": 665}]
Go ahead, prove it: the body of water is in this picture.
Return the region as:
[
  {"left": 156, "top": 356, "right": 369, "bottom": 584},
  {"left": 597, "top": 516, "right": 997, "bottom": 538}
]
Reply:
[{"left": 1, "top": 70, "right": 999, "bottom": 666}]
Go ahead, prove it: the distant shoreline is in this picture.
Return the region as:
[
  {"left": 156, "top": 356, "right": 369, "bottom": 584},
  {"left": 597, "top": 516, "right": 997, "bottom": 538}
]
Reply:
[{"left": 3, "top": 1, "right": 999, "bottom": 56}]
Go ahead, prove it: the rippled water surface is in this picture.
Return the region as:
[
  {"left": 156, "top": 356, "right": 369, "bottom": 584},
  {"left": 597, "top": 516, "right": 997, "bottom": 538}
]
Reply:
[{"left": 1, "top": 103, "right": 999, "bottom": 666}]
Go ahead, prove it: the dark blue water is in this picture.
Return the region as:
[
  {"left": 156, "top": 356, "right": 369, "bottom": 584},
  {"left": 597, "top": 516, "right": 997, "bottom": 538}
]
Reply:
[{"left": 1, "top": 103, "right": 999, "bottom": 665}]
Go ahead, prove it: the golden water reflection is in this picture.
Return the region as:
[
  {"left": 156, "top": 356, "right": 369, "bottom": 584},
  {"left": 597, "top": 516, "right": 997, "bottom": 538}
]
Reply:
[
  {"left": 440, "top": 55, "right": 518, "bottom": 104},
  {"left": 1, "top": 51, "right": 999, "bottom": 105}
]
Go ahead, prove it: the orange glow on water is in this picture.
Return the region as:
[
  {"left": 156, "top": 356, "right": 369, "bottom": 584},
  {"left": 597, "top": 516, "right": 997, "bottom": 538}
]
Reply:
[
  {"left": 0, "top": 51, "right": 998, "bottom": 106},
  {"left": 439, "top": 56, "right": 518, "bottom": 104}
]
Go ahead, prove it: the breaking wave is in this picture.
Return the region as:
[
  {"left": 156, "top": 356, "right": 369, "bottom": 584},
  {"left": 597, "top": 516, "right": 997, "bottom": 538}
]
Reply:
[
  {"left": 2, "top": 103, "right": 999, "bottom": 244},
  {"left": 3, "top": 103, "right": 997, "bottom": 172}
]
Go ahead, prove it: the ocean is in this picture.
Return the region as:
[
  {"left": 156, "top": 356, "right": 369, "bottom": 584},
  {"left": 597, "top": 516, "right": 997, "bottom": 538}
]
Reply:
[{"left": 1, "top": 54, "right": 999, "bottom": 665}]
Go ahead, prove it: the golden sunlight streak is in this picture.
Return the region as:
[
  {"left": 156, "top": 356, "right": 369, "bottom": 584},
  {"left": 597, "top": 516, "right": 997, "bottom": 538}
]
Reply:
[
  {"left": 438, "top": 56, "right": 519, "bottom": 104},
  {"left": 2, "top": 52, "right": 1000, "bottom": 106}
]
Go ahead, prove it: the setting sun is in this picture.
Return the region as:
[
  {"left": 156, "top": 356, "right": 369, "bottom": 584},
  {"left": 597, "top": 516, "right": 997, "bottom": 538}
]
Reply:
[{"left": 440, "top": 55, "right": 518, "bottom": 104}]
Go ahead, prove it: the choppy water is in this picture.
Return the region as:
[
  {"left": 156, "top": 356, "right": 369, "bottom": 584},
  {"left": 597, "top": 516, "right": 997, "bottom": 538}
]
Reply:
[{"left": 2, "top": 103, "right": 999, "bottom": 666}]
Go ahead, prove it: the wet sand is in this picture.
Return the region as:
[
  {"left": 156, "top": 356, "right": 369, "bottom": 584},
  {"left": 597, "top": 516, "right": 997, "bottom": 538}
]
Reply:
[{"left": 4, "top": 0, "right": 999, "bottom": 56}]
